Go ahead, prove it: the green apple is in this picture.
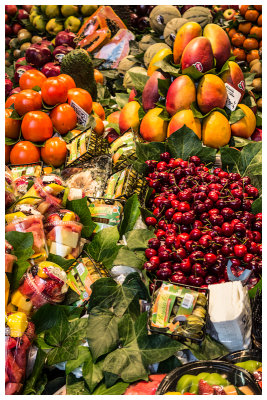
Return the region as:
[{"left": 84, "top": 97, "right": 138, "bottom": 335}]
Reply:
[
  {"left": 45, "top": 5, "right": 60, "bottom": 19},
  {"left": 64, "top": 16, "right": 81, "bottom": 33},
  {"left": 61, "top": 5, "right": 79, "bottom": 17},
  {"left": 29, "top": 10, "right": 39, "bottom": 24},
  {"left": 33, "top": 15, "right": 46, "bottom": 32},
  {"left": 80, "top": 5, "right": 98, "bottom": 16},
  {"left": 46, "top": 18, "right": 64, "bottom": 36}
]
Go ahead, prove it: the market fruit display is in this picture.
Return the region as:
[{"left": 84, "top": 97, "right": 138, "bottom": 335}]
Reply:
[{"left": 5, "top": 4, "right": 262, "bottom": 397}]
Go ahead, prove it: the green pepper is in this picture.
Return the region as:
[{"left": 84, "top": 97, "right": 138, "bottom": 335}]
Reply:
[
  {"left": 205, "top": 373, "right": 229, "bottom": 387},
  {"left": 189, "top": 376, "right": 199, "bottom": 394},
  {"left": 176, "top": 375, "right": 194, "bottom": 394},
  {"left": 235, "top": 360, "right": 262, "bottom": 373},
  {"left": 197, "top": 372, "right": 210, "bottom": 381}
]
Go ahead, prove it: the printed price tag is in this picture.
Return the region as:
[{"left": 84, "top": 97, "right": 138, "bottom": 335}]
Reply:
[
  {"left": 70, "top": 99, "right": 89, "bottom": 126},
  {"left": 181, "top": 293, "right": 194, "bottom": 310},
  {"left": 225, "top": 83, "right": 241, "bottom": 111}
]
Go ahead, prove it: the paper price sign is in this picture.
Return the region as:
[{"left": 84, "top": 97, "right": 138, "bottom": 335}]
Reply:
[
  {"left": 225, "top": 83, "right": 242, "bottom": 111},
  {"left": 70, "top": 100, "right": 89, "bottom": 126}
]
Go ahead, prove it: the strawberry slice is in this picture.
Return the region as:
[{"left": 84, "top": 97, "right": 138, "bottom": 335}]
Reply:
[{"left": 198, "top": 379, "right": 214, "bottom": 395}]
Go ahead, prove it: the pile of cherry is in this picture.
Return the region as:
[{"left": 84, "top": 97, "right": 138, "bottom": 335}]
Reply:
[{"left": 143, "top": 153, "right": 261, "bottom": 289}]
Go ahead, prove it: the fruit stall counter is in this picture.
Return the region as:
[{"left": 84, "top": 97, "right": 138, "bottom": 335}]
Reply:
[{"left": 5, "top": 4, "right": 262, "bottom": 395}]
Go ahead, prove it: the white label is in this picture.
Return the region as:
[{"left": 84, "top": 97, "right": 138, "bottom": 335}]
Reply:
[
  {"left": 181, "top": 293, "right": 194, "bottom": 310},
  {"left": 225, "top": 83, "right": 241, "bottom": 111},
  {"left": 76, "top": 262, "right": 85, "bottom": 276},
  {"left": 70, "top": 100, "right": 89, "bottom": 126},
  {"left": 55, "top": 53, "right": 64, "bottom": 63}
]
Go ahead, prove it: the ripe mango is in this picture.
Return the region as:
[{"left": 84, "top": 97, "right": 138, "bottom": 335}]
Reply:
[
  {"left": 181, "top": 37, "right": 214, "bottom": 73},
  {"left": 203, "top": 23, "right": 231, "bottom": 69},
  {"left": 166, "top": 75, "right": 196, "bottom": 116},
  {"left": 140, "top": 108, "right": 168, "bottom": 142},
  {"left": 231, "top": 104, "right": 256, "bottom": 138},
  {"left": 197, "top": 74, "right": 227, "bottom": 114},
  {"left": 202, "top": 111, "right": 231, "bottom": 148},
  {"left": 221, "top": 61, "right": 245, "bottom": 102},
  {"left": 147, "top": 48, "right": 172, "bottom": 76},
  {"left": 119, "top": 101, "right": 140, "bottom": 133},
  {"left": 167, "top": 110, "right": 201, "bottom": 139},
  {"left": 142, "top": 71, "right": 166, "bottom": 112},
  {"left": 173, "top": 22, "right": 202, "bottom": 64}
]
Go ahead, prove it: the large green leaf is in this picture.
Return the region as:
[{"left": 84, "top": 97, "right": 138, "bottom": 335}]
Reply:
[
  {"left": 66, "top": 375, "right": 90, "bottom": 395},
  {"left": 251, "top": 197, "right": 262, "bottom": 214},
  {"left": 87, "top": 307, "right": 119, "bottom": 362},
  {"left": 66, "top": 346, "right": 91, "bottom": 375},
  {"left": 32, "top": 304, "right": 81, "bottom": 334},
  {"left": 154, "top": 56, "right": 180, "bottom": 77},
  {"left": 47, "top": 254, "right": 76, "bottom": 271},
  {"left": 116, "top": 92, "right": 130, "bottom": 109},
  {"left": 135, "top": 141, "right": 167, "bottom": 163},
  {"left": 185, "top": 334, "right": 229, "bottom": 360},
  {"left": 119, "top": 194, "right": 141, "bottom": 236},
  {"left": 123, "top": 273, "right": 150, "bottom": 302},
  {"left": 229, "top": 107, "right": 246, "bottom": 125},
  {"left": 66, "top": 197, "right": 96, "bottom": 239},
  {"left": 88, "top": 278, "right": 138, "bottom": 317},
  {"left": 113, "top": 248, "right": 146, "bottom": 270},
  {"left": 23, "top": 349, "right": 47, "bottom": 395},
  {"left": 125, "top": 229, "right": 155, "bottom": 251},
  {"left": 45, "top": 317, "right": 89, "bottom": 365},
  {"left": 190, "top": 102, "right": 228, "bottom": 120},
  {"left": 92, "top": 381, "right": 129, "bottom": 395},
  {"left": 128, "top": 72, "right": 149, "bottom": 92},
  {"left": 84, "top": 226, "right": 120, "bottom": 269},
  {"left": 166, "top": 125, "right": 217, "bottom": 164}
]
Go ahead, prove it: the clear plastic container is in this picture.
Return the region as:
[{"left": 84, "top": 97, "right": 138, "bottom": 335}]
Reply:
[{"left": 45, "top": 210, "right": 83, "bottom": 259}]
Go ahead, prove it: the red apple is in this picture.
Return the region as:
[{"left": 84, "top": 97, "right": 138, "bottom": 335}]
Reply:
[
  {"left": 22, "top": 5, "right": 33, "bottom": 13},
  {"left": 212, "top": 5, "right": 223, "bottom": 13},
  {"left": 223, "top": 9, "right": 236, "bottom": 20},
  {"left": 18, "top": 9, "right": 29, "bottom": 20},
  {"left": 181, "top": 5, "right": 195, "bottom": 14},
  {"left": 251, "top": 128, "right": 262, "bottom": 142},
  {"left": 12, "top": 23, "right": 22, "bottom": 35},
  {"left": 5, "top": 5, "right": 17, "bottom": 16},
  {"left": 5, "top": 14, "right": 8, "bottom": 23},
  {"left": 5, "top": 24, "right": 12, "bottom": 36}
]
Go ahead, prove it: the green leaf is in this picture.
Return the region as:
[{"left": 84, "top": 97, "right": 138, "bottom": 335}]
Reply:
[
  {"left": 105, "top": 122, "right": 120, "bottom": 134},
  {"left": 9, "top": 109, "right": 22, "bottom": 120},
  {"left": 182, "top": 65, "right": 204, "bottom": 80},
  {"left": 5, "top": 231, "right": 34, "bottom": 290},
  {"left": 88, "top": 278, "right": 138, "bottom": 317},
  {"left": 217, "top": 56, "right": 236, "bottom": 75},
  {"left": 191, "top": 102, "right": 228, "bottom": 120},
  {"left": 139, "top": 206, "right": 155, "bottom": 221},
  {"left": 84, "top": 226, "right": 120, "bottom": 269},
  {"left": 66, "top": 375, "right": 90, "bottom": 395},
  {"left": 23, "top": 349, "right": 47, "bottom": 395},
  {"left": 256, "top": 110, "right": 262, "bottom": 127},
  {"left": 166, "top": 125, "right": 217, "bottom": 164},
  {"left": 185, "top": 335, "right": 229, "bottom": 360},
  {"left": 66, "top": 346, "right": 91, "bottom": 375},
  {"left": 47, "top": 254, "right": 76, "bottom": 271},
  {"left": 125, "top": 229, "right": 155, "bottom": 251},
  {"left": 128, "top": 72, "right": 149, "bottom": 92},
  {"left": 32, "top": 303, "right": 81, "bottom": 334},
  {"left": 5, "top": 136, "right": 19, "bottom": 145},
  {"left": 123, "top": 272, "right": 150, "bottom": 302},
  {"left": 158, "top": 108, "right": 171, "bottom": 121},
  {"left": 157, "top": 78, "right": 171, "bottom": 97},
  {"left": 138, "top": 104, "right": 146, "bottom": 120},
  {"left": 92, "top": 381, "right": 129, "bottom": 395},
  {"left": 87, "top": 307, "right": 120, "bottom": 362},
  {"left": 154, "top": 57, "right": 180, "bottom": 77},
  {"left": 157, "top": 355, "right": 182, "bottom": 373},
  {"left": 113, "top": 247, "right": 146, "bottom": 270},
  {"left": 116, "top": 92, "right": 130, "bottom": 109},
  {"left": 232, "top": 137, "right": 255, "bottom": 148},
  {"left": 248, "top": 278, "right": 262, "bottom": 299},
  {"left": 119, "top": 194, "right": 141, "bottom": 236},
  {"left": 32, "top": 85, "right": 41, "bottom": 92},
  {"left": 83, "top": 351, "right": 104, "bottom": 392},
  {"left": 66, "top": 197, "right": 96, "bottom": 239},
  {"left": 136, "top": 141, "right": 167, "bottom": 163},
  {"left": 229, "top": 107, "right": 246, "bottom": 125},
  {"left": 220, "top": 146, "right": 241, "bottom": 172},
  {"left": 45, "top": 317, "right": 89, "bottom": 365},
  {"left": 251, "top": 197, "right": 262, "bottom": 214}
]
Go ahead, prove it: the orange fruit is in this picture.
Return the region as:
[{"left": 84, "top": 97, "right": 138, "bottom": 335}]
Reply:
[
  {"left": 41, "top": 137, "right": 67, "bottom": 167},
  {"left": 19, "top": 69, "right": 46, "bottom": 90},
  {"left": 250, "top": 26, "right": 262, "bottom": 40},
  {"left": 67, "top": 88, "right": 93, "bottom": 114},
  {"left": 14, "top": 89, "right": 42, "bottom": 116},
  {"left": 246, "top": 49, "right": 260, "bottom": 63},
  {"left": 107, "top": 111, "right": 120, "bottom": 124},
  {"left": 5, "top": 108, "right": 21, "bottom": 139},
  {"left": 243, "top": 38, "right": 259, "bottom": 51},
  {"left": 254, "top": 5, "right": 262, "bottom": 11},
  {"left": 238, "top": 22, "right": 252, "bottom": 35},
  {"left": 94, "top": 69, "right": 104, "bottom": 84},
  {"left": 5, "top": 144, "right": 12, "bottom": 164},
  {"left": 10, "top": 141, "right": 40, "bottom": 164},
  {"left": 21, "top": 111, "right": 53, "bottom": 142},
  {"left": 239, "top": 5, "right": 249, "bottom": 16},
  {"left": 50, "top": 103, "right": 77, "bottom": 135},
  {"left": 227, "top": 28, "right": 237, "bottom": 38},
  {"left": 92, "top": 102, "right": 105, "bottom": 120},
  {"left": 57, "top": 74, "right": 76, "bottom": 91},
  {"left": 232, "top": 48, "right": 246, "bottom": 62},
  {"left": 257, "top": 14, "right": 262, "bottom": 26},
  {"left": 231, "top": 32, "right": 246, "bottom": 47},
  {"left": 5, "top": 93, "right": 18, "bottom": 108},
  {"left": 93, "top": 116, "right": 104, "bottom": 135},
  {"left": 245, "top": 9, "right": 259, "bottom": 22}
]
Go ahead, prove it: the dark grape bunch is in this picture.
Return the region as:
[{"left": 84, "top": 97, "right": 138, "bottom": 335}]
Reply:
[
  {"left": 129, "top": 5, "right": 154, "bottom": 31},
  {"left": 143, "top": 153, "right": 261, "bottom": 290}
]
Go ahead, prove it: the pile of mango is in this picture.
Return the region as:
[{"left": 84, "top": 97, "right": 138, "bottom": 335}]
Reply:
[{"left": 114, "top": 11, "right": 257, "bottom": 150}]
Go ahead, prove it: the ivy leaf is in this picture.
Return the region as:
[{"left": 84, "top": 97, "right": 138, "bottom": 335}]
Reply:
[
  {"left": 66, "top": 375, "right": 90, "bottom": 395},
  {"left": 229, "top": 107, "right": 246, "bottom": 125},
  {"left": 154, "top": 56, "right": 180, "bottom": 77},
  {"left": 136, "top": 141, "right": 167, "bottom": 163},
  {"left": 66, "top": 346, "right": 91, "bottom": 375},
  {"left": 251, "top": 197, "right": 262, "bottom": 214},
  {"left": 82, "top": 351, "right": 104, "bottom": 392},
  {"left": 190, "top": 102, "right": 228, "bottom": 120},
  {"left": 5, "top": 231, "right": 34, "bottom": 290},
  {"left": 128, "top": 72, "right": 149, "bottom": 92},
  {"left": 87, "top": 307, "right": 120, "bottom": 362},
  {"left": 66, "top": 197, "right": 96, "bottom": 239},
  {"left": 123, "top": 272, "right": 150, "bottom": 302},
  {"left": 232, "top": 137, "right": 254, "bottom": 147},
  {"left": 84, "top": 226, "right": 120, "bottom": 269},
  {"left": 157, "top": 78, "right": 171, "bottom": 97},
  {"left": 47, "top": 254, "right": 76, "bottom": 271},
  {"left": 92, "top": 381, "right": 129, "bottom": 395},
  {"left": 125, "top": 229, "right": 155, "bottom": 251},
  {"left": 113, "top": 247, "right": 146, "bottom": 270},
  {"left": 119, "top": 193, "right": 141, "bottom": 236},
  {"left": 88, "top": 278, "right": 138, "bottom": 317},
  {"left": 45, "top": 317, "right": 89, "bottom": 365},
  {"left": 166, "top": 125, "right": 217, "bottom": 164},
  {"left": 185, "top": 334, "right": 229, "bottom": 360},
  {"left": 23, "top": 349, "right": 47, "bottom": 395}
]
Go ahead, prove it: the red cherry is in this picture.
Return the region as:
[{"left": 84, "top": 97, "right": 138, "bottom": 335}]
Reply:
[
  {"left": 145, "top": 216, "right": 157, "bottom": 226},
  {"left": 204, "top": 253, "right": 217, "bottom": 265},
  {"left": 234, "top": 244, "right": 247, "bottom": 257}
]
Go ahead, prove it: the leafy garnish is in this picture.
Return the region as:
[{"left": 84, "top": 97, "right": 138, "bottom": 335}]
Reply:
[
  {"left": 66, "top": 197, "right": 96, "bottom": 239},
  {"left": 119, "top": 193, "right": 141, "bottom": 236}
]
